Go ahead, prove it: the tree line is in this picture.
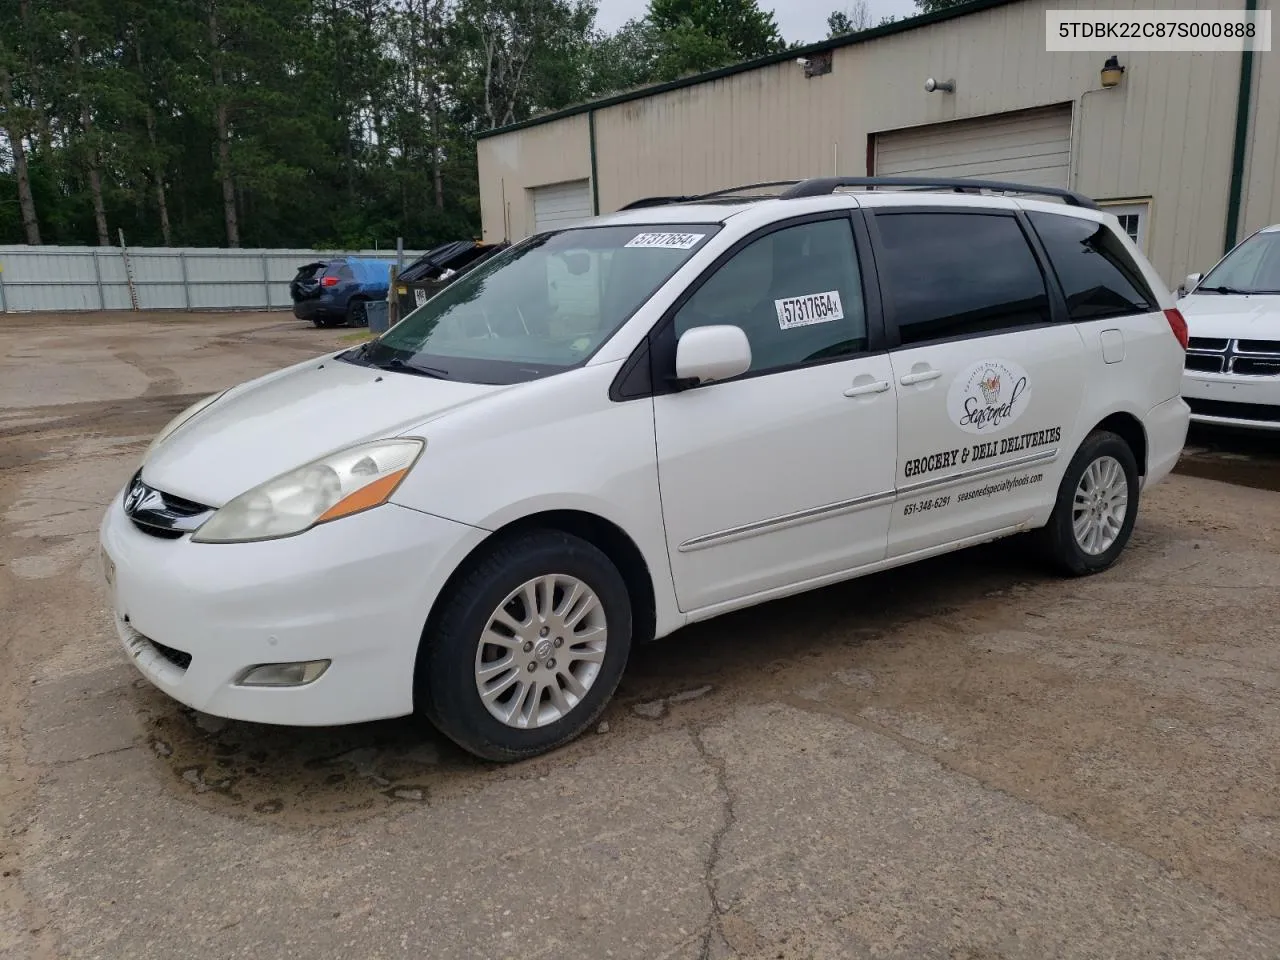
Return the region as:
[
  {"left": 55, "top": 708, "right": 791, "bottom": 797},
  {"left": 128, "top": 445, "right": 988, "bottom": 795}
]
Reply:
[{"left": 0, "top": 0, "right": 949, "bottom": 250}]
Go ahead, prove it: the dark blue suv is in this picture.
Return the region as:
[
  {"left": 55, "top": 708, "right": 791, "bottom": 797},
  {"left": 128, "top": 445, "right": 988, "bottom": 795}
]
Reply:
[{"left": 290, "top": 257, "right": 395, "bottom": 327}]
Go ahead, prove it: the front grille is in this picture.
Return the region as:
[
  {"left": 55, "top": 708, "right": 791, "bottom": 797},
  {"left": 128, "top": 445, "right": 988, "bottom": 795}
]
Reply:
[
  {"left": 1186, "top": 397, "right": 1280, "bottom": 423},
  {"left": 1185, "top": 354, "right": 1224, "bottom": 373},
  {"left": 1237, "top": 340, "right": 1280, "bottom": 355},
  {"left": 1234, "top": 357, "right": 1280, "bottom": 376},
  {"left": 1189, "top": 337, "right": 1229, "bottom": 351},
  {"left": 1185, "top": 337, "right": 1280, "bottom": 378},
  {"left": 149, "top": 639, "right": 193, "bottom": 671},
  {"left": 123, "top": 472, "right": 214, "bottom": 539}
]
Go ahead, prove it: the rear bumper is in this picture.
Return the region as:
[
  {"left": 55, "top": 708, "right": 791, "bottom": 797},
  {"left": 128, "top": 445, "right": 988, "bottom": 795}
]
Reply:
[
  {"left": 1143, "top": 396, "right": 1191, "bottom": 488},
  {"left": 291, "top": 298, "right": 341, "bottom": 321}
]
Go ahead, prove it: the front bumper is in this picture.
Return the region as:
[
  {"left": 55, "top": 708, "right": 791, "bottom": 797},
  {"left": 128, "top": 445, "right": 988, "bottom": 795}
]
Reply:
[
  {"left": 100, "top": 494, "right": 487, "bottom": 726},
  {"left": 1182, "top": 371, "right": 1280, "bottom": 431}
]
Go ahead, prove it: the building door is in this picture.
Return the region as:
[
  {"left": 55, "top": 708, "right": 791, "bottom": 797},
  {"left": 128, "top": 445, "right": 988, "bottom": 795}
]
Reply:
[
  {"left": 532, "top": 180, "right": 593, "bottom": 234},
  {"left": 873, "top": 104, "right": 1073, "bottom": 189}
]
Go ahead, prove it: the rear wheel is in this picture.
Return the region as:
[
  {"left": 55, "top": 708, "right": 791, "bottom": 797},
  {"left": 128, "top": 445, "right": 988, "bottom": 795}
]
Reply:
[
  {"left": 345, "top": 298, "right": 369, "bottom": 327},
  {"left": 1038, "top": 430, "right": 1139, "bottom": 576},
  {"left": 418, "top": 530, "right": 632, "bottom": 762}
]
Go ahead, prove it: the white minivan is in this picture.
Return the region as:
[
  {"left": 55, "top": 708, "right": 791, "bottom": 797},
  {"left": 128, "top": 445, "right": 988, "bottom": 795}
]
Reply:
[{"left": 100, "top": 177, "right": 1191, "bottom": 761}]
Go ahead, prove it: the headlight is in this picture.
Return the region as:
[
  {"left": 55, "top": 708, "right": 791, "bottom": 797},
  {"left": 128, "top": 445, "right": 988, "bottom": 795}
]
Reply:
[
  {"left": 144, "top": 391, "right": 226, "bottom": 461},
  {"left": 192, "top": 439, "right": 424, "bottom": 544}
]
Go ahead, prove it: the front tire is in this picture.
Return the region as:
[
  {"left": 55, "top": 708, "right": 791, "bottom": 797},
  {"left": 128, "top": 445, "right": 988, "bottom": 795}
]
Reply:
[
  {"left": 1039, "top": 430, "right": 1140, "bottom": 576},
  {"left": 419, "top": 530, "right": 633, "bottom": 762}
]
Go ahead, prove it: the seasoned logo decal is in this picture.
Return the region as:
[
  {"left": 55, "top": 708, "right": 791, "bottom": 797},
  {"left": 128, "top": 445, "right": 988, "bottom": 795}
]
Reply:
[
  {"left": 947, "top": 359, "right": 1032, "bottom": 434},
  {"left": 624, "top": 232, "right": 705, "bottom": 250},
  {"left": 775, "top": 291, "right": 844, "bottom": 330}
]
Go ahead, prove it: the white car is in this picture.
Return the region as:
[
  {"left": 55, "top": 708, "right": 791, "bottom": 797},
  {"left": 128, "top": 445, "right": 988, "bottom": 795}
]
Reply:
[
  {"left": 100, "top": 177, "right": 1190, "bottom": 761},
  {"left": 1178, "top": 224, "right": 1280, "bottom": 430}
]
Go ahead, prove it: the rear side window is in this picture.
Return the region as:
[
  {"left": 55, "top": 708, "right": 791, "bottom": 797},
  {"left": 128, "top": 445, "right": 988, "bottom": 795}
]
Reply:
[
  {"left": 874, "top": 213, "right": 1051, "bottom": 346},
  {"left": 327, "top": 262, "right": 356, "bottom": 282},
  {"left": 1028, "top": 212, "right": 1156, "bottom": 321}
]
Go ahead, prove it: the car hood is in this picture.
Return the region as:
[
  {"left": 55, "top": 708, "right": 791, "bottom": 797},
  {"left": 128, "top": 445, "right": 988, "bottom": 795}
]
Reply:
[
  {"left": 142, "top": 354, "right": 506, "bottom": 506},
  {"left": 1180, "top": 293, "right": 1280, "bottom": 339}
]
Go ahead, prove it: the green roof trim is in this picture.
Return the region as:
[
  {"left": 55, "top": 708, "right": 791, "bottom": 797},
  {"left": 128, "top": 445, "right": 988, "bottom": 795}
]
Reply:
[{"left": 475, "top": 0, "right": 1022, "bottom": 141}]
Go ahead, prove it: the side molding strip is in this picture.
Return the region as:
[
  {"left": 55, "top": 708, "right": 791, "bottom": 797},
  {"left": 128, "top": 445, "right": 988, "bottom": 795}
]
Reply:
[{"left": 677, "top": 449, "right": 1059, "bottom": 553}]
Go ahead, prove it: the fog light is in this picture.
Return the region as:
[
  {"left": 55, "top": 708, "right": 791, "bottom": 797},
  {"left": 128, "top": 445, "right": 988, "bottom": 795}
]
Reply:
[{"left": 237, "top": 660, "right": 330, "bottom": 687}]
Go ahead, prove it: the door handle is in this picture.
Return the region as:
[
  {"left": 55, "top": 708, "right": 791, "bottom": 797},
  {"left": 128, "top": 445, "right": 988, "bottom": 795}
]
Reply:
[
  {"left": 844, "top": 380, "right": 891, "bottom": 398},
  {"left": 899, "top": 368, "right": 942, "bottom": 385}
]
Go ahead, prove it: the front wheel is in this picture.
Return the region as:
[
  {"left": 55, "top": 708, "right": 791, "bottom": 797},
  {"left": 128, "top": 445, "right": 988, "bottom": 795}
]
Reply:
[
  {"left": 1038, "top": 430, "right": 1139, "bottom": 576},
  {"left": 418, "top": 531, "right": 633, "bottom": 762}
]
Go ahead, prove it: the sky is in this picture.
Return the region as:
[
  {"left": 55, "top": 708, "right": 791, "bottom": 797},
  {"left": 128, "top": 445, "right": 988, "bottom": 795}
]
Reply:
[{"left": 593, "top": 0, "right": 922, "bottom": 44}]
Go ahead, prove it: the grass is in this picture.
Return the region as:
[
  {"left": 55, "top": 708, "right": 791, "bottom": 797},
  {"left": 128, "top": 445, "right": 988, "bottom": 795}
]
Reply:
[{"left": 338, "top": 331, "right": 375, "bottom": 344}]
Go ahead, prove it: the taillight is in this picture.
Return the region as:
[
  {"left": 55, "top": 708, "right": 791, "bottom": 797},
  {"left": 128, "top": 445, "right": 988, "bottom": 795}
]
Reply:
[
  {"left": 1164, "top": 307, "right": 1188, "bottom": 350},
  {"left": 321, "top": 276, "right": 339, "bottom": 287}
]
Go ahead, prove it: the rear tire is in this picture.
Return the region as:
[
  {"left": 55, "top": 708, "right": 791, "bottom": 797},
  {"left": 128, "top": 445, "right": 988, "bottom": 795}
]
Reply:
[
  {"left": 418, "top": 530, "right": 633, "bottom": 762},
  {"left": 345, "top": 298, "right": 368, "bottom": 327},
  {"left": 1038, "top": 430, "right": 1139, "bottom": 576}
]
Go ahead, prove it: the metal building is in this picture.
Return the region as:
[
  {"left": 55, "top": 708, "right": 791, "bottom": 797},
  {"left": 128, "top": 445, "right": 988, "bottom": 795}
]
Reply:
[{"left": 475, "top": 0, "right": 1276, "bottom": 287}]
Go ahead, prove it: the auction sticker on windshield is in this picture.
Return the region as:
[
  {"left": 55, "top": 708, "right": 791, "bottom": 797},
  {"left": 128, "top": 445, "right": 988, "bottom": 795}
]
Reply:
[
  {"left": 775, "top": 291, "right": 844, "bottom": 329},
  {"left": 625, "top": 232, "right": 706, "bottom": 250}
]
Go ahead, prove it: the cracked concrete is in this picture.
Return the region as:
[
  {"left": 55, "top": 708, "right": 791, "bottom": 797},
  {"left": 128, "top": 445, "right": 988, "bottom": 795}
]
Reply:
[
  {"left": 4, "top": 312, "right": 1280, "bottom": 958},
  {"left": 689, "top": 726, "right": 738, "bottom": 960}
]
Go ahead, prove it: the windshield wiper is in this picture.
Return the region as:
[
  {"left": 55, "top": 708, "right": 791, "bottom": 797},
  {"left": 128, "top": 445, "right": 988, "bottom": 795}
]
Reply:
[
  {"left": 343, "top": 340, "right": 375, "bottom": 362},
  {"left": 1198, "top": 285, "right": 1250, "bottom": 295},
  {"left": 377, "top": 356, "right": 451, "bottom": 380}
]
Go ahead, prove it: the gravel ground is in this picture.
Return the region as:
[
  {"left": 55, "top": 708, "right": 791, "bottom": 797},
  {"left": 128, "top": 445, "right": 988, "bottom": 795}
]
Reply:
[{"left": 2, "top": 311, "right": 1279, "bottom": 960}]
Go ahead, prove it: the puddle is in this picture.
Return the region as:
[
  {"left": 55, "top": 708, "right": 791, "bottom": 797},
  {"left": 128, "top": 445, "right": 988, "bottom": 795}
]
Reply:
[{"left": 1175, "top": 428, "right": 1280, "bottom": 493}]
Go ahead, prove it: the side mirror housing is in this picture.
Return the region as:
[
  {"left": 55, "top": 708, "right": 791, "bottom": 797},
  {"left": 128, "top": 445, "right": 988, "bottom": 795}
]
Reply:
[
  {"left": 675, "top": 325, "right": 752, "bottom": 385},
  {"left": 1177, "top": 272, "right": 1203, "bottom": 298}
]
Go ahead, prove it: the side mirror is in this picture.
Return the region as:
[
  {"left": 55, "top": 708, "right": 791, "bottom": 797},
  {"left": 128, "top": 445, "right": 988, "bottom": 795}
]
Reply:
[
  {"left": 1177, "top": 272, "right": 1203, "bottom": 298},
  {"left": 675, "top": 325, "right": 752, "bottom": 385}
]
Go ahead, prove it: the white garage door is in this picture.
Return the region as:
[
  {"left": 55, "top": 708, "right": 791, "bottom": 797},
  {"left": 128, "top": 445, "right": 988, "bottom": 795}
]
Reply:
[
  {"left": 874, "top": 105, "right": 1073, "bottom": 189},
  {"left": 532, "top": 180, "right": 593, "bottom": 233}
]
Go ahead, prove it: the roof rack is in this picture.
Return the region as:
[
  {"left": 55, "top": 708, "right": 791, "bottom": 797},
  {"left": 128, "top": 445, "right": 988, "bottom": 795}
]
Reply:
[
  {"left": 778, "top": 176, "right": 1100, "bottom": 209},
  {"left": 619, "top": 176, "right": 1099, "bottom": 212},
  {"left": 619, "top": 180, "right": 802, "bottom": 211}
]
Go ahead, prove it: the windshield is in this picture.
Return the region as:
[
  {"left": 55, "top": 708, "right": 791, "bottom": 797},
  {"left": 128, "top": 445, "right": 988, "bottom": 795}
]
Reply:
[
  {"left": 347, "top": 224, "right": 719, "bottom": 384},
  {"left": 1199, "top": 229, "right": 1280, "bottom": 294}
]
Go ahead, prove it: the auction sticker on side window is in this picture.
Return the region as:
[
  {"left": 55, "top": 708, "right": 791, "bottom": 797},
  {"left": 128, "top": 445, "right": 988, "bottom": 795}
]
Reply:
[
  {"left": 625, "top": 232, "right": 706, "bottom": 250},
  {"left": 776, "top": 291, "right": 844, "bottom": 329}
]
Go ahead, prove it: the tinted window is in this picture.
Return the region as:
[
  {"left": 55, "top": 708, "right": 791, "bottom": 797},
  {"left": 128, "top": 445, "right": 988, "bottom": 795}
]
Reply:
[
  {"left": 1029, "top": 212, "right": 1156, "bottom": 320},
  {"left": 674, "top": 218, "right": 867, "bottom": 374},
  {"left": 875, "top": 213, "right": 1050, "bottom": 345}
]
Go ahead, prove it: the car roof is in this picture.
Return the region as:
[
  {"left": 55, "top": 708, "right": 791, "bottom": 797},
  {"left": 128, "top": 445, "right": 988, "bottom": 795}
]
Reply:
[{"left": 586, "top": 189, "right": 1108, "bottom": 229}]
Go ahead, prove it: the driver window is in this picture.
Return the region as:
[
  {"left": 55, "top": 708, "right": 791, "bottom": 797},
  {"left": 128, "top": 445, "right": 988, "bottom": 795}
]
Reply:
[{"left": 673, "top": 218, "right": 868, "bottom": 374}]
